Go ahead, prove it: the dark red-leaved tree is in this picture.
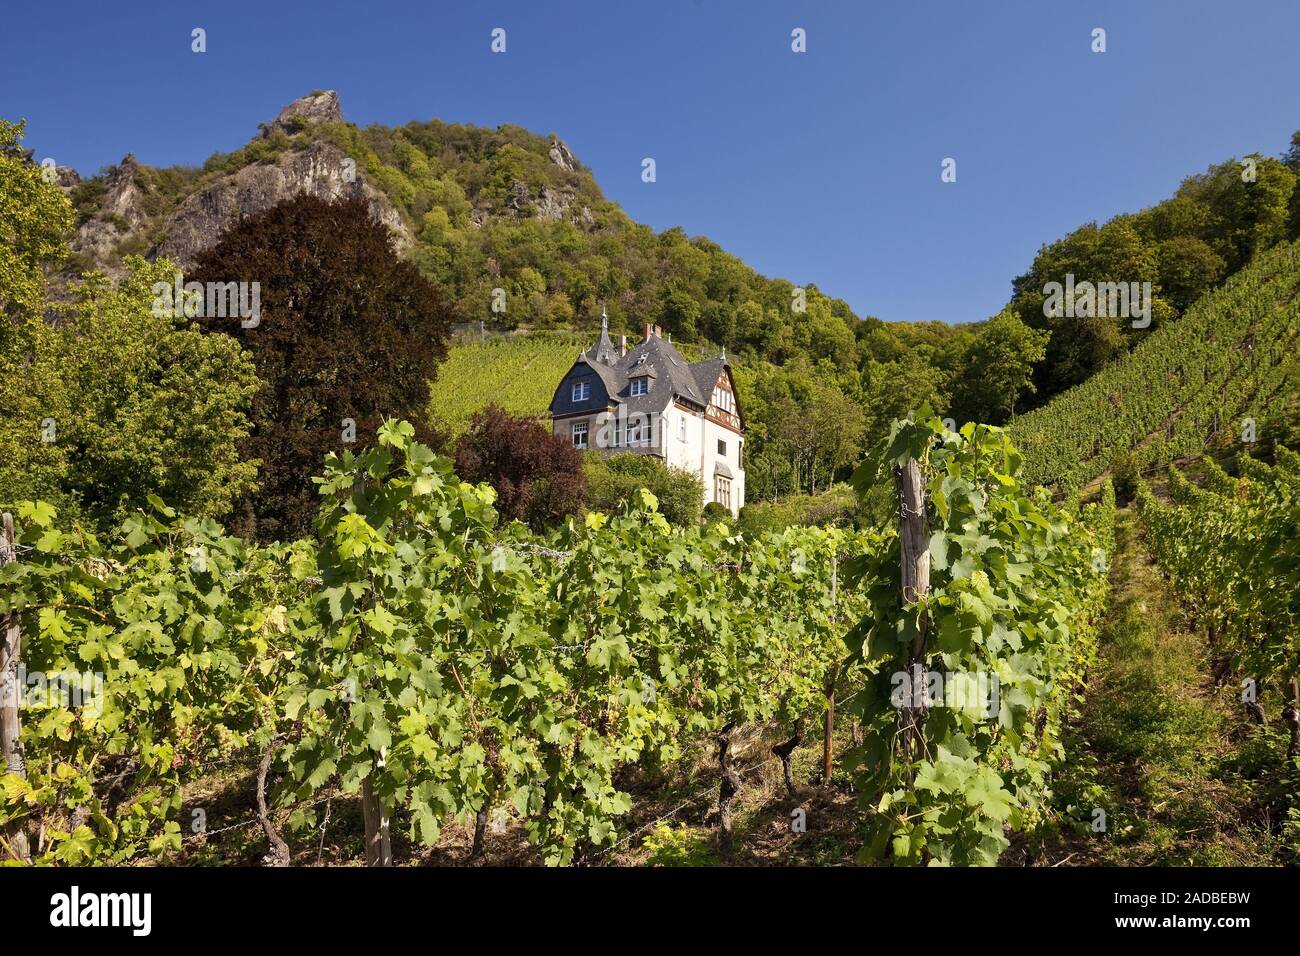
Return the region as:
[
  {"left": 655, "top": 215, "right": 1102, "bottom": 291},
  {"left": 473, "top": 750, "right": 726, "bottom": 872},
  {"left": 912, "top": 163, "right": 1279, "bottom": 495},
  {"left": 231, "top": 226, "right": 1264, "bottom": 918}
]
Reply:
[
  {"left": 190, "top": 194, "right": 451, "bottom": 541},
  {"left": 454, "top": 405, "right": 587, "bottom": 530}
]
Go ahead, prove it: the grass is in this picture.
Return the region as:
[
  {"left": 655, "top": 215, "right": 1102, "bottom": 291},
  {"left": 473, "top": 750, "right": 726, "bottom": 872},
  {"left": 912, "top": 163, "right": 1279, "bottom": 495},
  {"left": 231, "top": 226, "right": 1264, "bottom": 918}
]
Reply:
[
  {"left": 426, "top": 332, "right": 589, "bottom": 437},
  {"left": 1019, "top": 507, "right": 1295, "bottom": 866}
]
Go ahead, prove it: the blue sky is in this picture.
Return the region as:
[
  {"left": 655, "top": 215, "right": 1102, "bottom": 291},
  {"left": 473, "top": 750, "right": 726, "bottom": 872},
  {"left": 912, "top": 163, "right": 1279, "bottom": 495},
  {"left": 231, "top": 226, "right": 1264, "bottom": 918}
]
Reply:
[{"left": 3, "top": 0, "right": 1298, "bottom": 324}]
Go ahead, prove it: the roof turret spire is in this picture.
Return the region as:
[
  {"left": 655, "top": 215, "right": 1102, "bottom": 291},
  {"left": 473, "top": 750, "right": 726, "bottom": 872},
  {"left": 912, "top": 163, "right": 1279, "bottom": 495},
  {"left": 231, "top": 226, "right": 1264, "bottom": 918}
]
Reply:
[{"left": 592, "top": 305, "right": 619, "bottom": 365}]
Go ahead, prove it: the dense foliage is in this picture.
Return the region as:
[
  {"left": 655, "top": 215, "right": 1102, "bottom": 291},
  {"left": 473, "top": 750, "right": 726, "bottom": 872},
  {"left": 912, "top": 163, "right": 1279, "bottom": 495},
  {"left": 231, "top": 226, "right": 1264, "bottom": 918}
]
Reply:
[
  {"left": 842, "top": 413, "right": 1115, "bottom": 864},
  {"left": 1012, "top": 148, "right": 1300, "bottom": 399},
  {"left": 452, "top": 404, "right": 587, "bottom": 530},
  {"left": 0, "top": 497, "right": 301, "bottom": 863},
  {"left": 190, "top": 194, "right": 453, "bottom": 542},
  {"left": 584, "top": 451, "right": 705, "bottom": 526},
  {"left": 737, "top": 484, "right": 859, "bottom": 534},
  {"left": 1138, "top": 451, "right": 1299, "bottom": 731},
  {"left": 0, "top": 120, "right": 73, "bottom": 323},
  {"left": 0, "top": 258, "right": 259, "bottom": 528},
  {"left": 0, "top": 420, "right": 878, "bottom": 866}
]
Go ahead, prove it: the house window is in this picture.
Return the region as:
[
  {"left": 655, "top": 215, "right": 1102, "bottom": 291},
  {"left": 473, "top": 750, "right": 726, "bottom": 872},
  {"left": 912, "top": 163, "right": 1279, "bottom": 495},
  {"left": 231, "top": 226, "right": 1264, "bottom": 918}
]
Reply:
[
  {"left": 712, "top": 386, "right": 734, "bottom": 414},
  {"left": 628, "top": 420, "right": 643, "bottom": 446},
  {"left": 717, "top": 439, "right": 727, "bottom": 457},
  {"left": 715, "top": 476, "right": 732, "bottom": 510},
  {"left": 678, "top": 417, "right": 686, "bottom": 441},
  {"left": 571, "top": 421, "right": 588, "bottom": 449},
  {"left": 630, "top": 377, "right": 647, "bottom": 397},
  {"left": 571, "top": 380, "right": 591, "bottom": 402}
]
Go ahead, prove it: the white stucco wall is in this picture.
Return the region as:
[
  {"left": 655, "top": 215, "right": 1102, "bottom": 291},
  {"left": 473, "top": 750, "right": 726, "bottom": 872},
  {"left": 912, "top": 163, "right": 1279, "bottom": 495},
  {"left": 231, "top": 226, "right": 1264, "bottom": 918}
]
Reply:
[
  {"left": 661, "top": 407, "right": 702, "bottom": 473},
  {"left": 700, "top": 415, "right": 744, "bottom": 516},
  {"left": 558, "top": 405, "right": 744, "bottom": 517}
]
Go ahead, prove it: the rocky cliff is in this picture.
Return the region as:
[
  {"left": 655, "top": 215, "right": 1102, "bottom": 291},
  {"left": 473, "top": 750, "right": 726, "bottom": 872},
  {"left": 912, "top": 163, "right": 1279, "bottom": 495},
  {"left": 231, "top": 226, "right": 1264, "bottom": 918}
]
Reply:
[
  {"left": 153, "top": 139, "right": 408, "bottom": 268},
  {"left": 66, "top": 92, "right": 410, "bottom": 276}
]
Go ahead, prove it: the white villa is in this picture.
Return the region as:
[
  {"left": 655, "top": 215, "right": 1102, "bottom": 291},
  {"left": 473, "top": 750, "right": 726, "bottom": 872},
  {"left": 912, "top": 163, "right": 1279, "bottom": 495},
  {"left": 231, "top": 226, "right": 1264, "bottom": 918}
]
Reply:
[{"left": 548, "top": 317, "right": 746, "bottom": 515}]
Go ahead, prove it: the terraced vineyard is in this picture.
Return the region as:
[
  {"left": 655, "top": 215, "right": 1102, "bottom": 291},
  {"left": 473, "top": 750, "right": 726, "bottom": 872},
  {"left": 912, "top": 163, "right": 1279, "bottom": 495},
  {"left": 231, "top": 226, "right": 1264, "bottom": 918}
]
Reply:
[
  {"left": 1138, "top": 450, "right": 1300, "bottom": 714},
  {"left": 1012, "top": 240, "right": 1300, "bottom": 494},
  {"left": 426, "top": 332, "right": 590, "bottom": 436}
]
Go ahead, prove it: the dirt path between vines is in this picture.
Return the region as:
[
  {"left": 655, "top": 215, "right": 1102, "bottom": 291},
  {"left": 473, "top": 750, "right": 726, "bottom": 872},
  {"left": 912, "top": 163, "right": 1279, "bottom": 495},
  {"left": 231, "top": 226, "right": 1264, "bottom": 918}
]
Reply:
[{"left": 1012, "top": 507, "right": 1288, "bottom": 866}]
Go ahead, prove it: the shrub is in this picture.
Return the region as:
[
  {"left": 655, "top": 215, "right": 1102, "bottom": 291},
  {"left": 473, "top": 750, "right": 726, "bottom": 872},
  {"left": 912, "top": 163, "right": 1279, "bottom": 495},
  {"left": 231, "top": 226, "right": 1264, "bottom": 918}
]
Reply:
[
  {"left": 702, "top": 501, "right": 731, "bottom": 523},
  {"left": 453, "top": 405, "right": 586, "bottom": 530},
  {"left": 737, "top": 483, "right": 858, "bottom": 534},
  {"left": 584, "top": 452, "right": 703, "bottom": 526}
]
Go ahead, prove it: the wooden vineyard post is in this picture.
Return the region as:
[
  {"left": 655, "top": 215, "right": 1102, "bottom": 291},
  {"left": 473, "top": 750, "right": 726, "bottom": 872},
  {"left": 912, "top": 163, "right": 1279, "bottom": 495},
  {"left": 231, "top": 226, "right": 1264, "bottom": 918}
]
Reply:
[
  {"left": 716, "top": 722, "right": 741, "bottom": 854},
  {"left": 896, "top": 459, "right": 930, "bottom": 769},
  {"left": 822, "top": 690, "right": 835, "bottom": 783},
  {"left": 1286, "top": 676, "right": 1300, "bottom": 760},
  {"left": 822, "top": 555, "right": 840, "bottom": 784},
  {"left": 361, "top": 747, "right": 392, "bottom": 866},
  {"left": 1, "top": 513, "right": 30, "bottom": 862}
]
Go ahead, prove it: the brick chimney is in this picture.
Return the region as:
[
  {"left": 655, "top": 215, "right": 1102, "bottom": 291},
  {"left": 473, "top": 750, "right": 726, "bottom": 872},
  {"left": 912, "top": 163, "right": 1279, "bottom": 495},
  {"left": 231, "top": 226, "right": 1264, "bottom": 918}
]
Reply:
[
  {"left": 619, "top": 334, "right": 627, "bottom": 356},
  {"left": 643, "top": 323, "right": 654, "bottom": 341}
]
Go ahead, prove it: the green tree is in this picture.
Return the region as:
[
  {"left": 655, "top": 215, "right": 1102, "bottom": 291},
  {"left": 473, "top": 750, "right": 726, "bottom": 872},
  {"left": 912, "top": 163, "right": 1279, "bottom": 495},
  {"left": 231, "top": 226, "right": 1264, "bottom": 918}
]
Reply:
[
  {"left": 660, "top": 289, "right": 702, "bottom": 341},
  {"left": 1286, "top": 131, "right": 1300, "bottom": 239},
  {"left": 951, "top": 309, "right": 1050, "bottom": 425},
  {"left": 1012, "top": 217, "right": 1163, "bottom": 397},
  {"left": 0, "top": 258, "right": 259, "bottom": 528},
  {"left": 1155, "top": 236, "right": 1226, "bottom": 312},
  {"left": 0, "top": 119, "right": 73, "bottom": 324},
  {"left": 861, "top": 350, "right": 951, "bottom": 442}
]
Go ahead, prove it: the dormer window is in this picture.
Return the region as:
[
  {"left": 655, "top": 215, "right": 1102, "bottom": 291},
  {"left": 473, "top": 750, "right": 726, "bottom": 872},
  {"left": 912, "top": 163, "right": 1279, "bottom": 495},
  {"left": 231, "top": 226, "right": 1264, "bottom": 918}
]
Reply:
[
  {"left": 630, "top": 377, "right": 648, "bottom": 397},
  {"left": 712, "top": 386, "right": 734, "bottom": 414},
  {"left": 572, "top": 380, "right": 591, "bottom": 402}
]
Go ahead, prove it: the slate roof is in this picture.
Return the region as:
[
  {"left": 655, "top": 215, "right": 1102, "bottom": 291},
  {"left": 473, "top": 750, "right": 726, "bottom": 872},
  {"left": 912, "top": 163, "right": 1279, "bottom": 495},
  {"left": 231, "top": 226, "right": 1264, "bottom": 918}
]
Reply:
[{"left": 549, "top": 328, "right": 734, "bottom": 423}]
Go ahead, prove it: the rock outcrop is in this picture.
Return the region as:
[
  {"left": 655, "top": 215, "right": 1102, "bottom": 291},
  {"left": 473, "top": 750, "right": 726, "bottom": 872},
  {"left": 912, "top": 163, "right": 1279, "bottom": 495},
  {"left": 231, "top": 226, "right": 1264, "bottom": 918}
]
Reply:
[
  {"left": 504, "top": 179, "right": 593, "bottom": 226},
  {"left": 152, "top": 139, "right": 410, "bottom": 268},
  {"left": 63, "top": 94, "right": 411, "bottom": 275},
  {"left": 70, "top": 154, "right": 150, "bottom": 270},
  {"left": 263, "top": 90, "right": 343, "bottom": 137},
  {"left": 548, "top": 136, "right": 579, "bottom": 173}
]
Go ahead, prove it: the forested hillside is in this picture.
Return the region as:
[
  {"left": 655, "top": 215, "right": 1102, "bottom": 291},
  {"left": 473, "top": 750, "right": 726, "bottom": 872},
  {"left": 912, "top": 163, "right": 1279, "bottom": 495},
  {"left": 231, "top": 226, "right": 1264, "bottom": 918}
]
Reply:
[
  {"left": 48, "top": 92, "right": 1300, "bottom": 505},
  {"left": 62, "top": 92, "right": 865, "bottom": 376},
  {"left": 1009, "top": 137, "right": 1300, "bottom": 403}
]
